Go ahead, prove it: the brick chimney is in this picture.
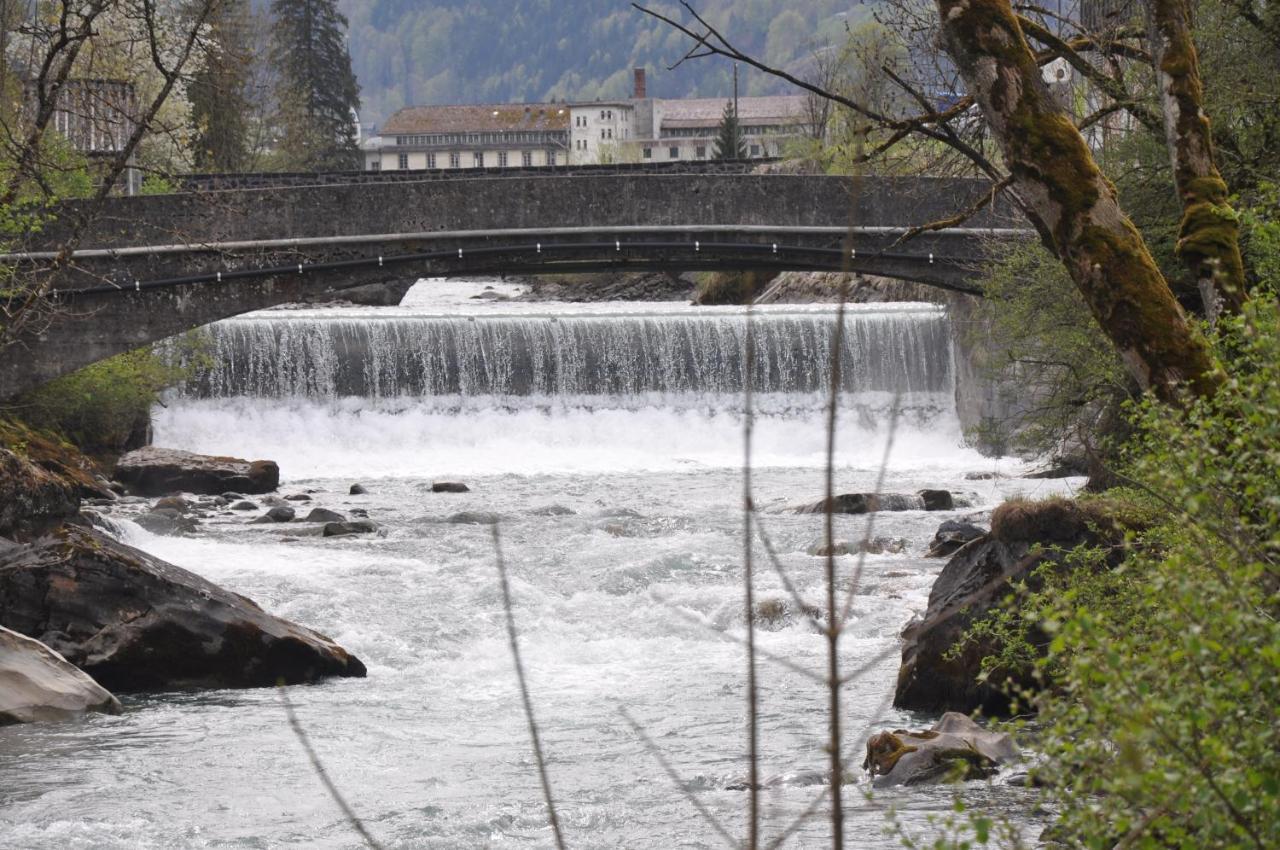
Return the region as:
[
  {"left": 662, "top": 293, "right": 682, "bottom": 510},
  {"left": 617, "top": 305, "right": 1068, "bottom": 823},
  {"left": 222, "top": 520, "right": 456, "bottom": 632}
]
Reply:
[{"left": 633, "top": 68, "right": 647, "bottom": 100}]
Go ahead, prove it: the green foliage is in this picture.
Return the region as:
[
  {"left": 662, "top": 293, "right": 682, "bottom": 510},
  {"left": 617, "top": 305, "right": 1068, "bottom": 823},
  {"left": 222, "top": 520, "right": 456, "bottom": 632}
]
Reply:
[
  {"left": 1240, "top": 183, "right": 1280, "bottom": 290},
  {"left": 189, "top": 0, "right": 254, "bottom": 172},
  {"left": 15, "top": 344, "right": 194, "bottom": 458},
  {"left": 272, "top": 0, "right": 361, "bottom": 170},
  {"left": 711, "top": 100, "right": 746, "bottom": 160},
  {"left": 966, "top": 239, "right": 1132, "bottom": 458}
]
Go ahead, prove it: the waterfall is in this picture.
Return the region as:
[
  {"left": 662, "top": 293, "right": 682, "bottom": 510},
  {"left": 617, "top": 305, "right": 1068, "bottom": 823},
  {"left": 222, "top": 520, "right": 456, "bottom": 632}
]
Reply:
[{"left": 176, "top": 305, "right": 954, "bottom": 404}]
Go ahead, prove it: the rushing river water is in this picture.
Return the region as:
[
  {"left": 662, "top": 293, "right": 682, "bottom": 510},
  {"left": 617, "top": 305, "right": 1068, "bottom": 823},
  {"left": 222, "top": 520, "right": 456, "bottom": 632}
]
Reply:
[{"left": 0, "top": 280, "right": 1079, "bottom": 848}]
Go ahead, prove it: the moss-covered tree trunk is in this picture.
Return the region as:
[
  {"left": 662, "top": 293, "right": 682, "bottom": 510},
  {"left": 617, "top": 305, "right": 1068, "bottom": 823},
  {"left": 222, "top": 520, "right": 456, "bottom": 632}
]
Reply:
[
  {"left": 1145, "top": 0, "right": 1247, "bottom": 320},
  {"left": 933, "top": 0, "right": 1221, "bottom": 402}
]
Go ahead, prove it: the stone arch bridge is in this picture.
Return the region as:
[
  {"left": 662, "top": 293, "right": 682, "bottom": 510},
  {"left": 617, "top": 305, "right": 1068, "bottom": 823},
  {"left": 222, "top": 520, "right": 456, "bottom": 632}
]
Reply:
[{"left": 1, "top": 169, "right": 1027, "bottom": 399}]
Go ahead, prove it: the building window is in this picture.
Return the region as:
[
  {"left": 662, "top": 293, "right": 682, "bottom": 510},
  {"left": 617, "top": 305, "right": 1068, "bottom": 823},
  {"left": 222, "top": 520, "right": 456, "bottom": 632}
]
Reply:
[
  {"left": 607, "top": 129, "right": 613, "bottom": 139},
  {"left": 498, "top": 151, "right": 509, "bottom": 167},
  {"left": 369, "top": 160, "right": 381, "bottom": 171},
  {"left": 427, "top": 153, "right": 436, "bottom": 169},
  {"left": 522, "top": 151, "right": 533, "bottom": 167},
  {"left": 669, "top": 146, "right": 679, "bottom": 159},
  {"left": 696, "top": 146, "right": 707, "bottom": 159},
  {"left": 474, "top": 152, "right": 485, "bottom": 168},
  {"left": 600, "top": 110, "right": 606, "bottom": 119},
  {"left": 449, "top": 152, "right": 460, "bottom": 168},
  {"left": 750, "top": 144, "right": 761, "bottom": 157},
  {"left": 398, "top": 153, "right": 409, "bottom": 170},
  {"left": 547, "top": 151, "right": 557, "bottom": 166},
  {"left": 643, "top": 147, "right": 653, "bottom": 159}
]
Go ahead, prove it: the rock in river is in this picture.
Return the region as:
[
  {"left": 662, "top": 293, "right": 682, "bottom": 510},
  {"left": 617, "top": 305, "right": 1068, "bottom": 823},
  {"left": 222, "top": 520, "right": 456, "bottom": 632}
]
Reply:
[
  {"left": 863, "top": 712, "right": 1019, "bottom": 786},
  {"left": 925, "top": 520, "right": 986, "bottom": 558},
  {"left": 1, "top": 625, "right": 121, "bottom": 725},
  {"left": 796, "top": 490, "right": 955, "bottom": 515},
  {"left": 431, "top": 482, "right": 470, "bottom": 493},
  {"left": 114, "top": 447, "right": 279, "bottom": 497},
  {"left": 322, "top": 520, "right": 379, "bottom": 537},
  {"left": 0, "top": 525, "right": 366, "bottom": 692},
  {"left": 250, "top": 506, "right": 296, "bottom": 524},
  {"left": 304, "top": 508, "right": 346, "bottom": 524}
]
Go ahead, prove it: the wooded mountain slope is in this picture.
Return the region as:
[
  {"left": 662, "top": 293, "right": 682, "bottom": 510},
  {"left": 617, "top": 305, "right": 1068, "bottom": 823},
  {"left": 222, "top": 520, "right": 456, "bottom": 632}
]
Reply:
[{"left": 335, "top": 1, "right": 871, "bottom": 128}]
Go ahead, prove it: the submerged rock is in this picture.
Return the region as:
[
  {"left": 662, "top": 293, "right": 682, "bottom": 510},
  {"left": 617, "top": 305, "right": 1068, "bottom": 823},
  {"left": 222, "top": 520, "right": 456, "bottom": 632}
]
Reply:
[
  {"left": 448, "top": 511, "right": 500, "bottom": 525},
  {"left": 796, "top": 490, "right": 955, "bottom": 515},
  {"left": 529, "top": 505, "right": 575, "bottom": 517},
  {"left": 0, "top": 525, "right": 366, "bottom": 692},
  {"left": 431, "top": 482, "right": 470, "bottom": 493},
  {"left": 863, "top": 713, "right": 1018, "bottom": 787},
  {"left": 135, "top": 509, "right": 198, "bottom": 536},
  {"left": 303, "top": 508, "right": 346, "bottom": 524},
  {"left": 808, "top": 537, "right": 908, "bottom": 557},
  {"left": 926, "top": 520, "right": 987, "bottom": 558},
  {"left": 349, "top": 483, "right": 368, "bottom": 495},
  {"left": 322, "top": 520, "right": 379, "bottom": 537},
  {"left": 0, "top": 625, "right": 121, "bottom": 725},
  {"left": 251, "top": 506, "right": 296, "bottom": 524},
  {"left": 115, "top": 448, "right": 279, "bottom": 497},
  {"left": 284, "top": 494, "right": 312, "bottom": 502}
]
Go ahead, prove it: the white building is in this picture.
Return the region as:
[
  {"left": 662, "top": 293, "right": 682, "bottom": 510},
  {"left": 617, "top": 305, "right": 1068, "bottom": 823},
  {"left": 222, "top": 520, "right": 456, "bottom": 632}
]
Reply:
[
  {"left": 363, "top": 103, "right": 570, "bottom": 172},
  {"left": 365, "top": 69, "right": 811, "bottom": 172}
]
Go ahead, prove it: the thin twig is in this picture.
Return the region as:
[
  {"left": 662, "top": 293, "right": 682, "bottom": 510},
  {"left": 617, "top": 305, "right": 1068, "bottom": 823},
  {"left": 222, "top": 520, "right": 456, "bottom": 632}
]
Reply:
[
  {"left": 279, "top": 686, "right": 385, "bottom": 850},
  {"left": 492, "top": 523, "right": 567, "bottom": 850},
  {"left": 742, "top": 304, "right": 761, "bottom": 847},
  {"left": 823, "top": 293, "right": 846, "bottom": 849}
]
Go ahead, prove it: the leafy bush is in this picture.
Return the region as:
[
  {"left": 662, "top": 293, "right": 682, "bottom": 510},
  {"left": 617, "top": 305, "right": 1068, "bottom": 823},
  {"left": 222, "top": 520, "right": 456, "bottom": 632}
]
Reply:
[{"left": 13, "top": 346, "right": 190, "bottom": 460}]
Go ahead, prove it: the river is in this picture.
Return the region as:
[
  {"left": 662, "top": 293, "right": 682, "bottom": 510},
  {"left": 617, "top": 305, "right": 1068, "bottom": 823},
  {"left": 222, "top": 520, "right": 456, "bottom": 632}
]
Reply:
[{"left": 0, "top": 280, "right": 1078, "bottom": 848}]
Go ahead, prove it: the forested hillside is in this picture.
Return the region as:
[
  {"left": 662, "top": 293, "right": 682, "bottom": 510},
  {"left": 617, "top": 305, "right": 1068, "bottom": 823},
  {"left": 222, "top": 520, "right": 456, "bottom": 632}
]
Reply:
[{"left": 334, "top": 1, "right": 873, "bottom": 128}]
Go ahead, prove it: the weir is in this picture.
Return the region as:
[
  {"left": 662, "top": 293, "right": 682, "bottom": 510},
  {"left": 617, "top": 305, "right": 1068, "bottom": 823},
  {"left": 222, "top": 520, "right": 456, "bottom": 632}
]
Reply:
[{"left": 176, "top": 304, "right": 955, "bottom": 406}]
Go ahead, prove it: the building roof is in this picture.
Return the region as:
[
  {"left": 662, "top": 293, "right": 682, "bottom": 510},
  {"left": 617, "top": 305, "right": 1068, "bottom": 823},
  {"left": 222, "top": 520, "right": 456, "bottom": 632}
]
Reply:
[
  {"left": 661, "top": 95, "right": 808, "bottom": 129},
  {"left": 381, "top": 103, "right": 570, "bottom": 135}
]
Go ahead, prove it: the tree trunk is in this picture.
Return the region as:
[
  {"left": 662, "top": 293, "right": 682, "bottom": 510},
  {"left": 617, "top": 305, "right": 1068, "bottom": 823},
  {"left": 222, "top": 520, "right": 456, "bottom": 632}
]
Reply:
[
  {"left": 933, "top": 0, "right": 1221, "bottom": 402},
  {"left": 1145, "top": 0, "right": 1247, "bottom": 321}
]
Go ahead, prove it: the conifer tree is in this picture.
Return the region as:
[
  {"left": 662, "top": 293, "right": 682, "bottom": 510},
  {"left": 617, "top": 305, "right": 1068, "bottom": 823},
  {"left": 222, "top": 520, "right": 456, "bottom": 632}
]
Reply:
[
  {"left": 712, "top": 100, "right": 746, "bottom": 159},
  {"left": 269, "top": 0, "right": 360, "bottom": 170},
  {"left": 189, "top": 0, "right": 252, "bottom": 172}
]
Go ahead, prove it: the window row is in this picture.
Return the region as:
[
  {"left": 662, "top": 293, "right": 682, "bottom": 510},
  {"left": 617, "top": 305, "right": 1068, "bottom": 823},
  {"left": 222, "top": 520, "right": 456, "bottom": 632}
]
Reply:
[{"left": 386, "top": 151, "right": 555, "bottom": 170}]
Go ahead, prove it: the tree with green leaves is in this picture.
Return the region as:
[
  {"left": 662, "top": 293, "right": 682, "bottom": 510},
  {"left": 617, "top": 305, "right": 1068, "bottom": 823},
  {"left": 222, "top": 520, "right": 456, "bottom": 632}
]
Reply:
[
  {"left": 711, "top": 100, "right": 746, "bottom": 160},
  {"left": 269, "top": 0, "right": 360, "bottom": 171},
  {"left": 189, "top": 0, "right": 253, "bottom": 172}
]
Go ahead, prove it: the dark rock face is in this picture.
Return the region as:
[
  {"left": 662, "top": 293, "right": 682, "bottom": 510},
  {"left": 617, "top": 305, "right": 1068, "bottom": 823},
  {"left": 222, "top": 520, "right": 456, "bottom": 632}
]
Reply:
[
  {"left": 796, "top": 491, "right": 954, "bottom": 515},
  {"left": 0, "top": 525, "right": 366, "bottom": 692},
  {"left": 895, "top": 498, "right": 1127, "bottom": 715},
  {"left": 431, "top": 482, "right": 470, "bottom": 493},
  {"left": 0, "top": 449, "right": 79, "bottom": 541},
  {"left": 115, "top": 448, "right": 279, "bottom": 496},
  {"left": 926, "top": 520, "right": 987, "bottom": 558},
  {"left": 304, "top": 508, "right": 346, "bottom": 524},
  {"left": 1, "top": 625, "right": 121, "bottom": 725},
  {"left": 322, "top": 520, "right": 379, "bottom": 537},
  {"left": 349, "top": 484, "right": 368, "bottom": 495}
]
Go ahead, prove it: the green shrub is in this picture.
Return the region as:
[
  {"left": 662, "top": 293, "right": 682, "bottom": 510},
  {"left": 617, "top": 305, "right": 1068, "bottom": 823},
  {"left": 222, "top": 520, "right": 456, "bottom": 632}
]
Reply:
[{"left": 14, "top": 346, "right": 189, "bottom": 460}]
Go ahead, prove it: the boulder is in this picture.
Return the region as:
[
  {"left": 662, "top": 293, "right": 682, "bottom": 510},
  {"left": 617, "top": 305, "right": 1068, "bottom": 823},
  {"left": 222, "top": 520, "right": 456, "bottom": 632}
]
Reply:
[
  {"left": 926, "top": 520, "right": 987, "bottom": 558},
  {"left": 230, "top": 501, "right": 257, "bottom": 511},
  {"left": 304, "top": 508, "right": 346, "bottom": 524},
  {"left": 895, "top": 497, "right": 1130, "bottom": 715},
  {"left": 863, "top": 712, "right": 1019, "bottom": 787},
  {"left": 322, "top": 520, "right": 379, "bottom": 538},
  {"left": 153, "top": 496, "right": 192, "bottom": 514},
  {"left": 797, "top": 491, "right": 955, "bottom": 515},
  {"left": 0, "top": 525, "right": 366, "bottom": 692},
  {"left": 431, "top": 482, "right": 470, "bottom": 493},
  {"left": 135, "top": 509, "right": 198, "bottom": 536},
  {"left": 0, "top": 625, "right": 121, "bottom": 725},
  {"left": 251, "top": 506, "right": 296, "bottom": 524},
  {"left": 285, "top": 494, "right": 312, "bottom": 502},
  {"left": 114, "top": 448, "right": 279, "bottom": 496},
  {"left": 0, "top": 448, "right": 79, "bottom": 540},
  {"left": 349, "top": 483, "right": 368, "bottom": 495}
]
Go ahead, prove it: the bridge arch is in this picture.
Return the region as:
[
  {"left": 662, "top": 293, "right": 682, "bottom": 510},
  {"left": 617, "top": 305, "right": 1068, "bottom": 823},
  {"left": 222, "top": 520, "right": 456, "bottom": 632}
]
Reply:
[{"left": 2, "top": 172, "right": 1027, "bottom": 399}]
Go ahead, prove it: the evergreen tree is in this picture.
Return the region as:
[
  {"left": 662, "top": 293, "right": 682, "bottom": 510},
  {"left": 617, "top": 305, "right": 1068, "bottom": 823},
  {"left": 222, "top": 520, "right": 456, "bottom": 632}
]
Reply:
[
  {"left": 270, "top": 0, "right": 361, "bottom": 170},
  {"left": 712, "top": 100, "right": 746, "bottom": 160},
  {"left": 189, "top": 0, "right": 253, "bottom": 172}
]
